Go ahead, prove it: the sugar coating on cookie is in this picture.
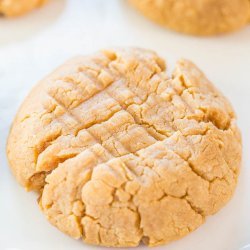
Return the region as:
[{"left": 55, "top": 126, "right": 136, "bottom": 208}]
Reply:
[
  {"left": 129, "top": 0, "right": 250, "bottom": 35},
  {"left": 7, "top": 48, "right": 241, "bottom": 247},
  {"left": 0, "top": 0, "right": 47, "bottom": 17}
]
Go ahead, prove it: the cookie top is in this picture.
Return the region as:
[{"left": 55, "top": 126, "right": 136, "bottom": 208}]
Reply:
[
  {"left": 7, "top": 48, "right": 241, "bottom": 247},
  {"left": 129, "top": 0, "right": 250, "bottom": 35},
  {"left": 0, "top": 0, "right": 47, "bottom": 17}
]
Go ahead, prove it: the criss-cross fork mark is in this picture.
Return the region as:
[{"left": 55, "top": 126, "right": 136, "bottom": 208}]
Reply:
[
  {"left": 37, "top": 52, "right": 225, "bottom": 182},
  {"left": 39, "top": 55, "right": 169, "bottom": 161}
]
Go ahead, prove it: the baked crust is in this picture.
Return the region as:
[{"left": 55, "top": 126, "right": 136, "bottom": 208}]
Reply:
[{"left": 7, "top": 48, "right": 242, "bottom": 247}]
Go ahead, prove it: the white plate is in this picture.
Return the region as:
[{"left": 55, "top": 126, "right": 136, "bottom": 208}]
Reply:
[{"left": 0, "top": 1, "right": 250, "bottom": 250}]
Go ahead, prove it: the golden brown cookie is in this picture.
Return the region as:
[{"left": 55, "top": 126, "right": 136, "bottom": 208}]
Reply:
[
  {"left": 7, "top": 48, "right": 242, "bottom": 247},
  {"left": 0, "top": 0, "right": 47, "bottom": 17},
  {"left": 129, "top": 0, "right": 250, "bottom": 35}
]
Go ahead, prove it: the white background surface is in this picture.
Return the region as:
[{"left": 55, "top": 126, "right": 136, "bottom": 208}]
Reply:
[{"left": 0, "top": 1, "right": 250, "bottom": 250}]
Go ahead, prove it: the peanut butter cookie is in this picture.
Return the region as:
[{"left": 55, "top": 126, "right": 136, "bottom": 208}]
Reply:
[
  {"left": 129, "top": 0, "right": 250, "bottom": 35},
  {"left": 7, "top": 48, "right": 242, "bottom": 247},
  {"left": 0, "top": 0, "right": 47, "bottom": 17}
]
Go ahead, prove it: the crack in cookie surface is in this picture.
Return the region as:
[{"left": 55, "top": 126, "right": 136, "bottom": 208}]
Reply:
[{"left": 7, "top": 48, "right": 242, "bottom": 247}]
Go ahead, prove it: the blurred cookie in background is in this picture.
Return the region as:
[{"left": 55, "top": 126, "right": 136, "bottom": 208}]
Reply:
[
  {"left": 0, "top": 0, "right": 47, "bottom": 17},
  {"left": 129, "top": 0, "right": 250, "bottom": 36}
]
